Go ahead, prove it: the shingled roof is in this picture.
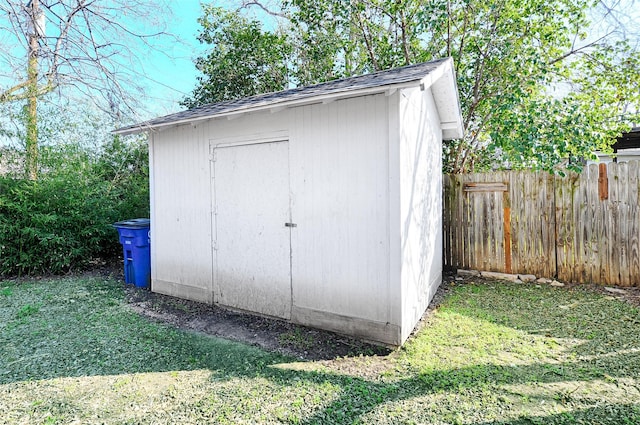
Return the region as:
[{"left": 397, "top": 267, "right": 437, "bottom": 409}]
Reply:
[
  {"left": 613, "top": 127, "right": 640, "bottom": 152},
  {"left": 114, "top": 58, "right": 462, "bottom": 138}
]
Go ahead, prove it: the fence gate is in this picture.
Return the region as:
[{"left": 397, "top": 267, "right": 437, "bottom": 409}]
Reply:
[{"left": 444, "top": 170, "right": 556, "bottom": 280}]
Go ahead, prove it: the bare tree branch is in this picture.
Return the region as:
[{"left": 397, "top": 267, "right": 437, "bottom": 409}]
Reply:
[
  {"left": 238, "top": 0, "right": 287, "bottom": 18},
  {"left": 548, "top": 33, "right": 612, "bottom": 65},
  {"left": 0, "top": 0, "right": 177, "bottom": 119},
  {"left": 0, "top": 0, "right": 178, "bottom": 178}
]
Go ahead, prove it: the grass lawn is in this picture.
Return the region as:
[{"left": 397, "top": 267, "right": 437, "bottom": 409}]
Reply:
[{"left": 1, "top": 276, "right": 640, "bottom": 424}]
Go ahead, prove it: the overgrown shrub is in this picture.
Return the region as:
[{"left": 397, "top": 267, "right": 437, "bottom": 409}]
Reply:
[{"left": 0, "top": 136, "right": 149, "bottom": 276}]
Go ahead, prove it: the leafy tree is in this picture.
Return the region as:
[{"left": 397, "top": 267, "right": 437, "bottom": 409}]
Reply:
[
  {"left": 181, "top": 5, "right": 291, "bottom": 108},
  {"left": 187, "top": 0, "right": 640, "bottom": 174},
  {"left": 284, "top": 0, "right": 431, "bottom": 82},
  {"left": 0, "top": 105, "right": 149, "bottom": 276}
]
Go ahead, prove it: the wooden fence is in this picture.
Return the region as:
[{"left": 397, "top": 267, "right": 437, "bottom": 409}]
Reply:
[{"left": 443, "top": 161, "right": 640, "bottom": 286}]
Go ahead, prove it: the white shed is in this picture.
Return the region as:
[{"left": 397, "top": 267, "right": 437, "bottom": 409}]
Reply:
[{"left": 115, "top": 58, "right": 464, "bottom": 346}]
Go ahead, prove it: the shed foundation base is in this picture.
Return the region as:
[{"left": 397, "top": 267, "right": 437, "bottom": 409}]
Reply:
[{"left": 291, "top": 305, "right": 401, "bottom": 346}]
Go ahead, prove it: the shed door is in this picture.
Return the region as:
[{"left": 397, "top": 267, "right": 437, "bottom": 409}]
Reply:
[{"left": 212, "top": 141, "right": 292, "bottom": 319}]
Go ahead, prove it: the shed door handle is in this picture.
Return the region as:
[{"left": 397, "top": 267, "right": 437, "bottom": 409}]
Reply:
[{"left": 284, "top": 222, "right": 297, "bottom": 228}]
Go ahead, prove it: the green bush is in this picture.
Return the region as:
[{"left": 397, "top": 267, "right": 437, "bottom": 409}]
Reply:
[{"left": 0, "top": 137, "right": 149, "bottom": 276}]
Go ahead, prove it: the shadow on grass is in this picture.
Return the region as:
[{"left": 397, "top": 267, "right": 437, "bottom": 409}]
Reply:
[
  {"left": 281, "top": 348, "right": 640, "bottom": 424},
  {"left": 1, "top": 278, "right": 640, "bottom": 423},
  {"left": 472, "top": 404, "right": 640, "bottom": 425}
]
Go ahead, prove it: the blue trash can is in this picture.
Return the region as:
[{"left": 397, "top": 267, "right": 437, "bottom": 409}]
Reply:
[{"left": 113, "top": 218, "right": 151, "bottom": 289}]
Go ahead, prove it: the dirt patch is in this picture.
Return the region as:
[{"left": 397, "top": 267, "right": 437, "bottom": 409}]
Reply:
[
  {"left": 124, "top": 286, "right": 392, "bottom": 362},
  {"left": 122, "top": 275, "right": 455, "bottom": 364}
]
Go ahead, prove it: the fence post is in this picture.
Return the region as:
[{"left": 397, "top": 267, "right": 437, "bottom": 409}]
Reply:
[{"left": 503, "top": 187, "right": 512, "bottom": 274}]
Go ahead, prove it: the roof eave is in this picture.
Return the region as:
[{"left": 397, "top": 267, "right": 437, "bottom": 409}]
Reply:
[
  {"left": 114, "top": 58, "right": 465, "bottom": 139},
  {"left": 421, "top": 57, "right": 464, "bottom": 140},
  {"left": 113, "top": 80, "right": 424, "bottom": 136}
]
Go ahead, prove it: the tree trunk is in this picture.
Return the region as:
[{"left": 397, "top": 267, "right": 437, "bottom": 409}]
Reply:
[{"left": 25, "top": 0, "right": 40, "bottom": 181}]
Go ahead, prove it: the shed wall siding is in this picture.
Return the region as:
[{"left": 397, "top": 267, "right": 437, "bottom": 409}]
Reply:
[
  {"left": 151, "top": 111, "right": 291, "bottom": 303},
  {"left": 151, "top": 94, "right": 400, "bottom": 344},
  {"left": 398, "top": 87, "right": 443, "bottom": 343},
  {"left": 204, "top": 109, "right": 291, "bottom": 143},
  {"left": 151, "top": 124, "right": 213, "bottom": 303},
  {"left": 387, "top": 90, "right": 402, "bottom": 338},
  {"left": 290, "top": 94, "right": 393, "bottom": 337}
]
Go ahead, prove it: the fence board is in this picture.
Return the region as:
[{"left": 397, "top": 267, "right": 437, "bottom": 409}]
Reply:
[
  {"left": 443, "top": 174, "right": 452, "bottom": 269},
  {"left": 461, "top": 174, "right": 471, "bottom": 268},
  {"left": 444, "top": 161, "right": 640, "bottom": 286},
  {"left": 578, "top": 167, "right": 589, "bottom": 283},
  {"left": 618, "top": 162, "right": 630, "bottom": 286},
  {"left": 629, "top": 161, "right": 640, "bottom": 285},
  {"left": 556, "top": 173, "right": 575, "bottom": 282},
  {"left": 585, "top": 165, "right": 599, "bottom": 284}
]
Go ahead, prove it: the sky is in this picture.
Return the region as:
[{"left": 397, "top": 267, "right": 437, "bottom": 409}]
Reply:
[
  {"left": 139, "top": 0, "right": 280, "bottom": 119},
  {"left": 0, "top": 0, "right": 208, "bottom": 124},
  {"left": 0, "top": 0, "right": 283, "bottom": 146},
  {"left": 139, "top": 1, "right": 207, "bottom": 117}
]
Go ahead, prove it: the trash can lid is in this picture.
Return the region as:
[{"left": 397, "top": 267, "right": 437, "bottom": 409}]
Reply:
[{"left": 113, "top": 218, "right": 150, "bottom": 229}]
